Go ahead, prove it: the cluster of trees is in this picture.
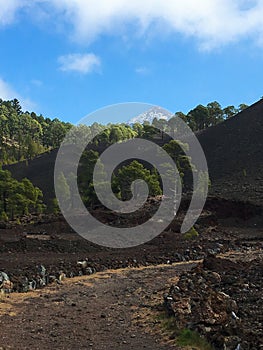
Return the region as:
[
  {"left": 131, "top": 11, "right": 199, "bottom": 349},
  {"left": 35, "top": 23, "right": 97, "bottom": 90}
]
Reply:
[
  {"left": 180, "top": 101, "right": 248, "bottom": 131},
  {"left": 149, "top": 101, "right": 249, "bottom": 133},
  {"left": 0, "top": 169, "right": 45, "bottom": 220},
  {"left": 0, "top": 98, "right": 249, "bottom": 166},
  {"left": 94, "top": 124, "right": 137, "bottom": 145},
  {"left": 78, "top": 123, "right": 138, "bottom": 147},
  {"left": 0, "top": 98, "right": 72, "bottom": 164},
  {"left": 0, "top": 99, "right": 140, "bottom": 164},
  {"left": 58, "top": 153, "right": 162, "bottom": 210},
  {"left": 0, "top": 97, "right": 245, "bottom": 219},
  {"left": 57, "top": 139, "right": 193, "bottom": 209}
]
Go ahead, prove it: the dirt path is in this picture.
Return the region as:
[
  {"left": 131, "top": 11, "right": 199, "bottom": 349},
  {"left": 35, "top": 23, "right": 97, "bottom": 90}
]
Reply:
[{"left": 0, "top": 262, "right": 197, "bottom": 350}]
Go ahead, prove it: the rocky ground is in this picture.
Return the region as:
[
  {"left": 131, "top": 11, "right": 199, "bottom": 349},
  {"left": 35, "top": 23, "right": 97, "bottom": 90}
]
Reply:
[
  {"left": 164, "top": 254, "right": 263, "bottom": 350},
  {"left": 0, "top": 262, "right": 195, "bottom": 350},
  {"left": 0, "top": 198, "right": 262, "bottom": 349},
  {"left": 0, "top": 252, "right": 262, "bottom": 350},
  {"left": 0, "top": 197, "right": 262, "bottom": 292}
]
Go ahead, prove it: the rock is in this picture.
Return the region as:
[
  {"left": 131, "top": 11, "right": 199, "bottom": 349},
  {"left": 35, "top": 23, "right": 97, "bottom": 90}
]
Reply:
[
  {"left": 163, "top": 259, "right": 241, "bottom": 349},
  {"left": 59, "top": 272, "right": 66, "bottom": 282},
  {"left": 28, "top": 280, "right": 37, "bottom": 290},
  {"left": 0, "top": 271, "right": 10, "bottom": 284},
  {"left": 38, "top": 265, "right": 46, "bottom": 277},
  {"left": 86, "top": 267, "right": 94, "bottom": 275},
  {"left": 231, "top": 311, "right": 239, "bottom": 320},
  {"left": 77, "top": 260, "right": 88, "bottom": 268},
  {"left": 0, "top": 272, "right": 13, "bottom": 293}
]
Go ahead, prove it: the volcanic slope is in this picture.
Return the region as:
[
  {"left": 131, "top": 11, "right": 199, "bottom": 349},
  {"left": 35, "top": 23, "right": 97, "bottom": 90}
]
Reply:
[
  {"left": 198, "top": 98, "right": 263, "bottom": 206},
  {"left": 5, "top": 99, "right": 263, "bottom": 207}
]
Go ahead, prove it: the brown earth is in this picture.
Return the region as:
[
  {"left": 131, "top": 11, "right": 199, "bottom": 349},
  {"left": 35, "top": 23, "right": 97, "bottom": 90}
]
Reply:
[
  {"left": 0, "top": 252, "right": 262, "bottom": 350},
  {"left": 0, "top": 262, "right": 196, "bottom": 350}
]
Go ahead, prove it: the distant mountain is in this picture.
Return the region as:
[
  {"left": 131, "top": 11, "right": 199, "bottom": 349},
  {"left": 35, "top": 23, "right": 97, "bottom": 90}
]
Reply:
[{"left": 128, "top": 106, "right": 173, "bottom": 125}]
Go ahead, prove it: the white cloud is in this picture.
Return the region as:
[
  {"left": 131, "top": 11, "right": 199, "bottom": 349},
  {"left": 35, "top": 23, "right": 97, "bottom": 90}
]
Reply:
[
  {"left": 0, "top": 0, "right": 28, "bottom": 26},
  {"left": 58, "top": 53, "right": 101, "bottom": 74},
  {"left": 2, "top": 1, "right": 263, "bottom": 49},
  {"left": 0, "top": 78, "right": 35, "bottom": 111},
  {"left": 46, "top": 0, "right": 263, "bottom": 49}
]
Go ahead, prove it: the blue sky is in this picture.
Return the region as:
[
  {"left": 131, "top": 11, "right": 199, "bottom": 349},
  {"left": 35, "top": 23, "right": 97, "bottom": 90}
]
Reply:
[{"left": 0, "top": 0, "right": 263, "bottom": 124}]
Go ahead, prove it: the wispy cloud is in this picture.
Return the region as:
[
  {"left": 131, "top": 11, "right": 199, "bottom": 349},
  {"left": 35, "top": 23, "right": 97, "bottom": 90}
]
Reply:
[
  {"left": 135, "top": 66, "right": 150, "bottom": 75},
  {"left": 31, "top": 79, "right": 43, "bottom": 87},
  {"left": 0, "top": 78, "right": 35, "bottom": 111},
  {"left": 0, "top": 0, "right": 26, "bottom": 26},
  {"left": 58, "top": 53, "right": 101, "bottom": 74},
  {"left": 2, "top": 1, "right": 263, "bottom": 50}
]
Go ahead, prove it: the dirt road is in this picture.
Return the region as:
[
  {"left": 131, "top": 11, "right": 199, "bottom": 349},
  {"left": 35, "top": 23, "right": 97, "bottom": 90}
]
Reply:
[{"left": 0, "top": 262, "right": 196, "bottom": 350}]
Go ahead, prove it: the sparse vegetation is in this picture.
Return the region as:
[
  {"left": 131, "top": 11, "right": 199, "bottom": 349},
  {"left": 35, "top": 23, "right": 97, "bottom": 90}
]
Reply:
[
  {"left": 177, "top": 329, "right": 214, "bottom": 350},
  {"left": 183, "top": 226, "right": 199, "bottom": 239},
  {"left": 157, "top": 313, "right": 213, "bottom": 350},
  {"left": 157, "top": 312, "right": 177, "bottom": 332}
]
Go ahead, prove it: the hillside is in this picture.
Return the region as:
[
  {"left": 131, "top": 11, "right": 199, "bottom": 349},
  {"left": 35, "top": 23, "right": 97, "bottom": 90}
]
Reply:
[
  {"left": 198, "top": 98, "right": 263, "bottom": 205},
  {"left": 4, "top": 149, "right": 58, "bottom": 205},
  {"left": 4, "top": 98, "right": 263, "bottom": 207}
]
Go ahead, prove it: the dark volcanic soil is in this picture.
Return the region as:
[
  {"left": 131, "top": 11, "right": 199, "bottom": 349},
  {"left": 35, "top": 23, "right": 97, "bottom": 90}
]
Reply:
[
  {"left": 0, "top": 199, "right": 262, "bottom": 349},
  {"left": 0, "top": 198, "right": 262, "bottom": 293},
  {"left": 198, "top": 99, "right": 263, "bottom": 205}
]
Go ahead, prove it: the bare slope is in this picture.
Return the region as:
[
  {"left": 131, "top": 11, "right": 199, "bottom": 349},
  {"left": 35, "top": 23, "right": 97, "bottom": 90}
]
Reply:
[
  {"left": 198, "top": 98, "right": 263, "bottom": 205},
  {"left": 4, "top": 149, "right": 58, "bottom": 204}
]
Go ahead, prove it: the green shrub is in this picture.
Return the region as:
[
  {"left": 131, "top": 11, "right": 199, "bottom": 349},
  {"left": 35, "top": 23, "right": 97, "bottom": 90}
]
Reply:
[
  {"left": 0, "top": 211, "right": 8, "bottom": 222},
  {"left": 183, "top": 227, "right": 199, "bottom": 240},
  {"left": 157, "top": 313, "right": 214, "bottom": 350},
  {"left": 177, "top": 329, "right": 214, "bottom": 350}
]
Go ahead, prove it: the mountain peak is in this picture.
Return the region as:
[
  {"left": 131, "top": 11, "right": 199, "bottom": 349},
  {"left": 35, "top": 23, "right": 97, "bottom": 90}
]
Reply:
[{"left": 128, "top": 106, "right": 173, "bottom": 125}]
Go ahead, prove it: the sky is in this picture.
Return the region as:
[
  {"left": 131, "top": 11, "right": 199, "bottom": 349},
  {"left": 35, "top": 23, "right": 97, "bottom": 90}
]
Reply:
[{"left": 0, "top": 0, "right": 263, "bottom": 124}]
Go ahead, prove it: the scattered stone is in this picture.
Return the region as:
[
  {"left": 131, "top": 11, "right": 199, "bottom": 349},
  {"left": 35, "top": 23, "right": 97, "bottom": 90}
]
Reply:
[
  {"left": 0, "top": 271, "right": 13, "bottom": 293},
  {"left": 164, "top": 255, "right": 263, "bottom": 350}
]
